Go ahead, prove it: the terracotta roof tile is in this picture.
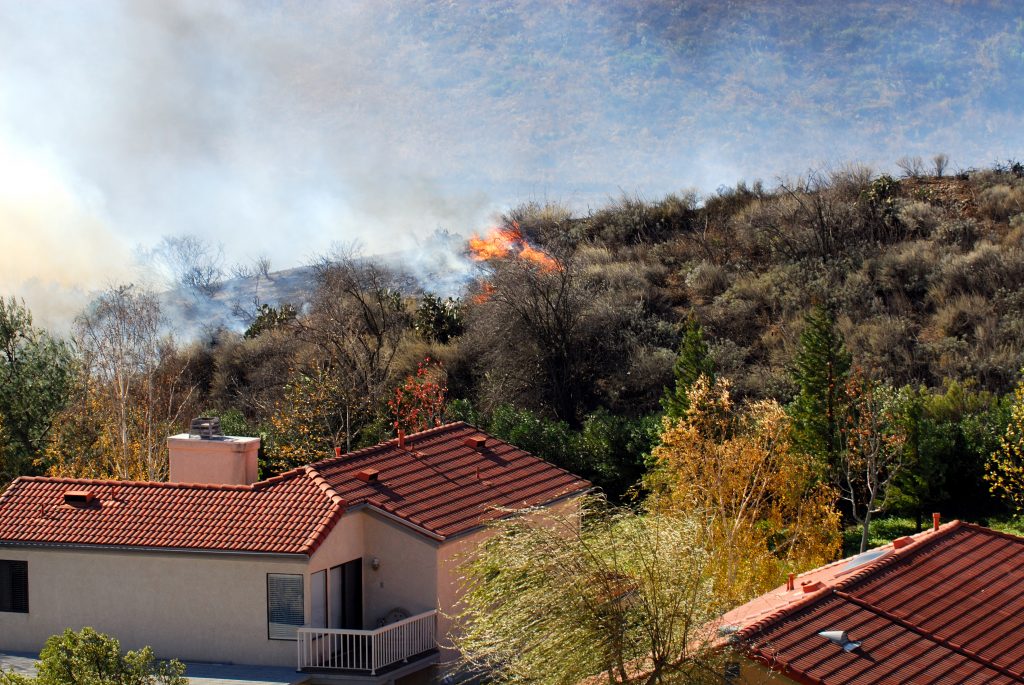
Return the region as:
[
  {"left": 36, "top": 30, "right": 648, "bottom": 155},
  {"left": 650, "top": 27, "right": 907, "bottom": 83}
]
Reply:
[
  {"left": 727, "top": 522, "right": 1024, "bottom": 684},
  {"left": 313, "top": 422, "right": 591, "bottom": 538},
  {"left": 0, "top": 422, "right": 589, "bottom": 552},
  {"left": 0, "top": 470, "right": 342, "bottom": 555}
]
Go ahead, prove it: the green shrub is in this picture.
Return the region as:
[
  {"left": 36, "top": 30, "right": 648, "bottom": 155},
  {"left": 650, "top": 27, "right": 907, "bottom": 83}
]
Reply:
[{"left": 0, "top": 627, "right": 186, "bottom": 685}]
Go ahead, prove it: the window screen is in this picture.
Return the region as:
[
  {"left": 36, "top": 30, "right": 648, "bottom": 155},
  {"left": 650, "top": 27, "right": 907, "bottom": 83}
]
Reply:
[
  {"left": 267, "top": 573, "right": 303, "bottom": 639},
  {"left": 0, "top": 560, "right": 28, "bottom": 613}
]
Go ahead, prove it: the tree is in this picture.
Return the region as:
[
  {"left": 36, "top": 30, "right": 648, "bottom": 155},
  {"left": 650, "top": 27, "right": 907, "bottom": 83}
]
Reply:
[
  {"left": 985, "top": 377, "right": 1024, "bottom": 515},
  {"left": 414, "top": 293, "right": 464, "bottom": 344},
  {"left": 300, "top": 249, "right": 414, "bottom": 442},
  {"left": 47, "top": 285, "right": 197, "bottom": 481},
  {"left": 147, "top": 234, "right": 225, "bottom": 298},
  {"left": 649, "top": 376, "right": 841, "bottom": 603},
  {"left": 451, "top": 496, "right": 731, "bottom": 685},
  {"left": 789, "top": 304, "right": 851, "bottom": 472},
  {"left": 839, "top": 369, "right": 906, "bottom": 553},
  {"left": 661, "top": 316, "right": 715, "bottom": 419},
  {"left": 0, "top": 627, "right": 185, "bottom": 685},
  {"left": 0, "top": 298, "right": 75, "bottom": 479},
  {"left": 243, "top": 303, "right": 297, "bottom": 339},
  {"left": 389, "top": 358, "right": 447, "bottom": 434},
  {"left": 264, "top": 366, "right": 346, "bottom": 475}
]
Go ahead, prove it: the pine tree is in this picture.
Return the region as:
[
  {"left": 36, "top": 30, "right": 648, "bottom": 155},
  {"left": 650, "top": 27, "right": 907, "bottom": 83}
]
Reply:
[
  {"left": 790, "top": 304, "right": 851, "bottom": 469},
  {"left": 661, "top": 316, "right": 715, "bottom": 419}
]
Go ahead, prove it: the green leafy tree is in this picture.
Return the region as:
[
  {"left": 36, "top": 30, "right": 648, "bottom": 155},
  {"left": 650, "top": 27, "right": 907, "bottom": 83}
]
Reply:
[
  {"left": 243, "top": 303, "right": 297, "bottom": 339},
  {"left": 789, "top": 304, "right": 851, "bottom": 470},
  {"left": 413, "top": 294, "right": 464, "bottom": 344},
  {"left": 0, "top": 627, "right": 185, "bottom": 685},
  {"left": 451, "top": 496, "right": 729, "bottom": 685},
  {"left": 0, "top": 298, "right": 75, "bottom": 478},
  {"left": 661, "top": 316, "right": 715, "bottom": 419}
]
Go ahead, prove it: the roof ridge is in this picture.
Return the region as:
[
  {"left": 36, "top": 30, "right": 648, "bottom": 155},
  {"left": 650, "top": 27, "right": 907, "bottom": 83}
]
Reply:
[
  {"left": 303, "top": 421, "right": 469, "bottom": 471},
  {"left": 9, "top": 476, "right": 256, "bottom": 492},
  {"left": 736, "top": 521, "right": 963, "bottom": 640},
  {"left": 833, "top": 520, "right": 963, "bottom": 593}
]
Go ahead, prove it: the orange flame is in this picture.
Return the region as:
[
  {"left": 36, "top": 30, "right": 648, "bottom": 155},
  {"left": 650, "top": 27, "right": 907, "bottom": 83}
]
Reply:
[
  {"left": 467, "top": 221, "right": 560, "bottom": 272},
  {"left": 472, "top": 281, "right": 496, "bottom": 304}
]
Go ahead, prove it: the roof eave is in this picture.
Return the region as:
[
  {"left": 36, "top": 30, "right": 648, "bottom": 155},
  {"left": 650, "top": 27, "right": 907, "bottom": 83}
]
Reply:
[{"left": 0, "top": 539, "right": 310, "bottom": 558}]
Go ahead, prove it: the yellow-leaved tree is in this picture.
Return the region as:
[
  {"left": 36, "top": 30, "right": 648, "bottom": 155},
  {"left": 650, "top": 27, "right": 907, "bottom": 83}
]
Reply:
[
  {"left": 648, "top": 375, "right": 841, "bottom": 604},
  {"left": 985, "top": 378, "right": 1024, "bottom": 514}
]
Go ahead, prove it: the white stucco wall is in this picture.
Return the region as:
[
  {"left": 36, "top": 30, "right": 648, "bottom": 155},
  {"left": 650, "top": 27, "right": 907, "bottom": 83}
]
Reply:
[{"left": 0, "top": 546, "right": 305, "bottom": 666}]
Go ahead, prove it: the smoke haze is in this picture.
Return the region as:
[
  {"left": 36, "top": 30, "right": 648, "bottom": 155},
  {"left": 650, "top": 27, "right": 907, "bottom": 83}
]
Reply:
[{"left": 1, "top": 1, "right": 1022, "bottom": 327}]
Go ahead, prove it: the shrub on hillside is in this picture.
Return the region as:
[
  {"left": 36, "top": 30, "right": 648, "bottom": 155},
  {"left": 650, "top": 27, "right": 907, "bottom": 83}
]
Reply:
[{"left": 978, "top": 183, "right": 1024, "bottom": 222}]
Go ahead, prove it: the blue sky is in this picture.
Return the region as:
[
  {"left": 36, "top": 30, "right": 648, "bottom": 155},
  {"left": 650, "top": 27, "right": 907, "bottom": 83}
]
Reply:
[{"left": 1, "top": 1, "right": 1022, "bottom": 325}]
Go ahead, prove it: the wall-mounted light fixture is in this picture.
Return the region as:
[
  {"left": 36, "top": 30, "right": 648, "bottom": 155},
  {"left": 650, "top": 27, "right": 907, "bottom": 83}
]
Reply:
[{"left": 371, "top": 557, "right": 381, "bottom": 570}]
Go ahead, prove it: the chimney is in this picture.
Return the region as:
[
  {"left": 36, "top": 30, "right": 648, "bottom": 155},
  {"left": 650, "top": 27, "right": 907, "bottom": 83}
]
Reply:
[
  {"left": 168, "top": 417, "right": 260, "bottom": 485},
  {"left": 933, "top": 512, "right": 941, "bottom": 531}
]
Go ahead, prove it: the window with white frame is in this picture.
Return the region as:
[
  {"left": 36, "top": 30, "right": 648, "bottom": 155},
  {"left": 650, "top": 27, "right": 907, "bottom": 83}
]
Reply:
[{"left": 267, "top": 573, "right": 304, "bottom": 639}]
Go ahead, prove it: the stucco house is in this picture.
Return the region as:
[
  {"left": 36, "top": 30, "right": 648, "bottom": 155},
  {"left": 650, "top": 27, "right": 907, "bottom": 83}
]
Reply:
[
  {"left": 718, "top": 517, "right": 1024, "bottom": 684},
  {"left": 0, "top": 421, "right": 590, "bottom": 683}
]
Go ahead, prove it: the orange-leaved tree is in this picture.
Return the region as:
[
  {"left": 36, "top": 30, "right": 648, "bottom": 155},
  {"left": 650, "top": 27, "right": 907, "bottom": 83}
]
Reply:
[
  {"left": 389, "top": 358, "right": 447, "bottom": 435},
  {"left": 648, "top": 375, "right": 841, "bottom": 604}
]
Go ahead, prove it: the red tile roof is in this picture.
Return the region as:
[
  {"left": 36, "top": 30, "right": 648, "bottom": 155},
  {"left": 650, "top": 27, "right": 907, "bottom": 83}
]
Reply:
[
  {"left": 0, "top": 422, "right": 590, "bottom": 554},
  {"left": 0, "top": 466, "right": 344, "bottom": 555},
  {"left": 724, "top": 521, "right": 1024, "bottom": 684},
  {"left": 314, "top": 422, "right": 591, "bottom": 539}
]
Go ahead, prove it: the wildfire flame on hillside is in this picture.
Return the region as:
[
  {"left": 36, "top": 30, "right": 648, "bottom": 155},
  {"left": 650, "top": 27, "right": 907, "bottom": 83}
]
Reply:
[{"left": 467, "top": 222, "right": 560, "bottom": 272}]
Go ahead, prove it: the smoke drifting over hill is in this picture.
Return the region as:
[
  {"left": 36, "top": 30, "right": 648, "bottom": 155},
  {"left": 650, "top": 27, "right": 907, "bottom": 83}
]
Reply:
[{"left": 2, "top": 1, "right": 1022, "bottom": 328}]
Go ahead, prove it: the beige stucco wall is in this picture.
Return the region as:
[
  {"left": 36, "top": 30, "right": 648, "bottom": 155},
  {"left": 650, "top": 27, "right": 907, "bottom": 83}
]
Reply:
[
  {"left": 0, "top": 545, "right": 305, "bottom": 666},
  {"left": 434, "top": 494, "right": 584, "bottom": 665},
  {"left": 360, "top": 511, "right": 439, "bottom": 629}
]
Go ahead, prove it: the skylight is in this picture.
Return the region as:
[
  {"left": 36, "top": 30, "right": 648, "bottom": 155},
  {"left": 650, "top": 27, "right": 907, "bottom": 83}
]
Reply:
[{"left": 840, "top": 549, "right": 890, "bottom": 573}]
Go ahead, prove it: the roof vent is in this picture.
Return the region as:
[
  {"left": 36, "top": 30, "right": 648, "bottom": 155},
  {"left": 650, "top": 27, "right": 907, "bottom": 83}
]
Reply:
[
  {"left": 801, "top": 580, "right": 824, "bottom": 593},
  {"left": 819, "top": 630, "right": 861, "bottom": 652},
  {"left": 464, "top": 435, "right": 488, "bottom": 450},
  {"left": 189, "top": 417, "right": 223, "bottom": 440},
  {"left": 64, "top": 490, "right": 96, "bottom": 506},
  {"left": 356, "top": 468, "right": 380, "bottom": 483},
  {"left": 893, "top": 536, "right": 914, "bottom": 549}
]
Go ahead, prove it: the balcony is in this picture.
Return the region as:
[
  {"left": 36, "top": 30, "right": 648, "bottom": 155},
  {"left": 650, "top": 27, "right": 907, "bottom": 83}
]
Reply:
[{"left": 297, "top": 610, "right": 438, "bottom": 677}]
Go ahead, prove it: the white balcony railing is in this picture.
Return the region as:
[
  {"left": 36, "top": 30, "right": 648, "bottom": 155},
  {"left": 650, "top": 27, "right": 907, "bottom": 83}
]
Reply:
[{"left": 297, "top": 610, "right": 438, "bottom": 675}]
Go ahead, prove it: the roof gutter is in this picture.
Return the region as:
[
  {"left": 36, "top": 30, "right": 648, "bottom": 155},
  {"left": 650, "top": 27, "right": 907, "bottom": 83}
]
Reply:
[{"left": 0, "top": 540, "right": 309, "bottom": 559}]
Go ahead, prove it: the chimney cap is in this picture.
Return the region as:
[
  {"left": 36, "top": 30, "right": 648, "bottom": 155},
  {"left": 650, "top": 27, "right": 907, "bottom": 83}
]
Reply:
[{"left": 189, "top": 417, "right": 224, "bottom": 440}]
